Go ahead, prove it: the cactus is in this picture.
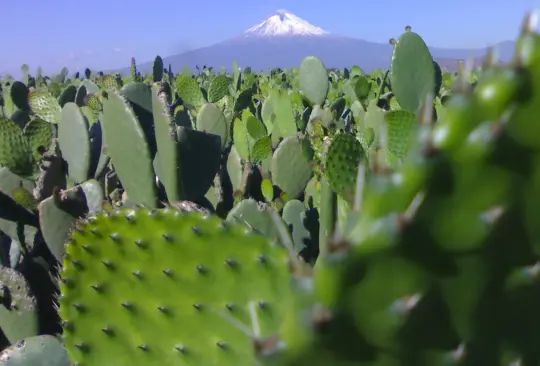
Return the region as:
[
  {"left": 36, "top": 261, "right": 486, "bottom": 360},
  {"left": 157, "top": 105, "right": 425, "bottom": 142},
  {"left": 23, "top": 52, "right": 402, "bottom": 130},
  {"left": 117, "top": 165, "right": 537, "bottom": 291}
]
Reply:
[
  {"left": 57, "top": 103, "right": 91, "bottom": 183},
  {"left": 0, "top": 335, "right": 70, "bottom": 365},
  {"left": 271, "top": 136, "right": 313, "bottom": 199},
  {"left": 0, "top": 13, "right": 539, "bottom": 366},
  {"left": 152, "top": 56, "right": 164, "bottom": 83},
  {"left": 0, "top": 267, "right": 38, "bottom": 344},
  {"left": 101, "top": 90, "right": 157, "bottom": 207},
  {"left": 390, "top": 29, "right": 435, "bottom": 113},
  {"left": 130, "top": 57, "right": 138, "bottom": 82},
  {"left": 59, "top": 208, "right": 293, "bottom": 365}
]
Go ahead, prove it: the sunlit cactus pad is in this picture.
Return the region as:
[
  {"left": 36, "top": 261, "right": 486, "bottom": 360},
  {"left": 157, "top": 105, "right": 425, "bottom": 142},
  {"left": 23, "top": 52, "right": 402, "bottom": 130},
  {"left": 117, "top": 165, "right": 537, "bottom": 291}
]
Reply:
[{"left": 59, "top": 208, "right": 292, "bottom": 365}]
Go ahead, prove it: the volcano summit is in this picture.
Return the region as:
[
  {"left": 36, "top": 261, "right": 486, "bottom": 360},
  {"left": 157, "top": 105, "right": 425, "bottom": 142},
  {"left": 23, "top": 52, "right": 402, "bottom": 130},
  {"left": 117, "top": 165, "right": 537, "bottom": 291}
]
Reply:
[{"left": 243, "top": 9, "right": 329, "bottom": 37}]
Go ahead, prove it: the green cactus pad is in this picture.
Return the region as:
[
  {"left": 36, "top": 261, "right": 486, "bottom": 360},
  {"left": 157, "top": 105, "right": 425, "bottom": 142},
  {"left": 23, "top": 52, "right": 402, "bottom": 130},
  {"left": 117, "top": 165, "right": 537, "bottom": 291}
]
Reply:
[
  {"left": 58, "top": 103, "right": 91, "bottom": 183},
  {"left": 233, "top": 112, "right": 256, "bottom": 162},
  {"left": 251, "top": 136, "right": 273, "bottom": 163},
  {"left": 272, "top": 136, "right": 313, "bottom": 199},
  {"left": 28, "top": 90, "right": 62, "bottom": 124},
  {"left": 208, "top": 75, "right": 231, "bottom": 103},
  {"left": 299, "top": 56, "right": 329, "bottom": 106},
  {"left": 0, "top": 267, "right": 38, "bottom": 344},
  {"left": 176, "top": 127, "right": 222, "bottom": 200},
  {"left": 282, "top": 199, "right": 314, "bottom": 254},
  {"left": 390, "top": 31, "right": 435, "bottom": 113},
  {"left": 324, "top": 132, "right": 365, "bottom": 204},
  {"left": 0, "top": 335, "right": 70, "bottom": 366},
  {"left": 0, "top": 167, "right": 39, "bottom": 249},
  {"left": 86, "top": 94, "right": 103, "bottom": 114},
  {"left": 82, "top": 80, "right": 100, "bottom": 94},
  {"left": 352, "top": 75, "right": 371, "bottom": 101},
  {"left": 197, "top": 103, "right": 228, "bottom": 150},
  {"left": 59, "top": 208, "right": 292, "bottom": 366},
  {"left": 226, "top": 145, "right": 243, "bottom": 192},
  {"left": 22, "top": 117, "right": 55, "bottom": 163},
  {"left": 101, "top": 91, "right": 157, "bottom": 207},
  {"left": 75, "top": 85, "right": 87, "bottom": 107},
  {"left": 246, "top": 115, "right": 267, "bottom": 140},
  {"left": 272, "top": 90, "right": 297, "bottom": 138},
  {"left": 38, "top": 186, "right": 88, "bottom": 262},
  {"left": 120, "top": 82, "right": 153, "bottom": 114},
  {"left": 384, "top": 110, "right": 416, "bottom": 159},
  {"left": 234, "top": 89, "right": 253, "bottom": 113},
  {"left": 0, "top": 117, "right": 34, "bottom": 176},
  {"left": 176, "top": 75, "right": 206, "bottom": 108},
  {"left": 151, "top": 84, "right": 183, "bottom": 201},
  {"left": 58, "top": 85, "right": 78, "bottom": 108},
  {"left": 261, "top": 94, "right": 275, "bottom": 134},
  {"left": 100, "top": 75, "right": 122, "bottom": 90},
  {"left": 227, "top": 199, "right": 282, "bottom": 241},
  {"left": 9, "top": 81, "right": 29, "bottom": 111}
]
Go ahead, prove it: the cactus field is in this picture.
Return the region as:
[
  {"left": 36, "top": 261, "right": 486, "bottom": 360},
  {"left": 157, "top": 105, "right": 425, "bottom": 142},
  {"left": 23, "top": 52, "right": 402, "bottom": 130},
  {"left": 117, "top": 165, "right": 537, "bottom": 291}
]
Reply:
[{"left": 0, "top": 19, "right": 540, "bottom": 366}]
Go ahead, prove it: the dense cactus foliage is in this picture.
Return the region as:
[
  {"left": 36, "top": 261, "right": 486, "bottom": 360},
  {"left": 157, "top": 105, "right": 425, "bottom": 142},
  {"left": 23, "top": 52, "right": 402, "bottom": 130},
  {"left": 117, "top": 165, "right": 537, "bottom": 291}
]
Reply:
[{"left": 0, "top": 18, "right": 539, "bottom": 366}]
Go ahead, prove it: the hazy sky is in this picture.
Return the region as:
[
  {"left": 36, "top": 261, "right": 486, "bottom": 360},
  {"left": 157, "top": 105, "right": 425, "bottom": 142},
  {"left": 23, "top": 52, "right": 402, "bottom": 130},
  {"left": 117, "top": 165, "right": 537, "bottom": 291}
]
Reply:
[{"left": 1, "top": 0, "right": 535, "bottom": 75}]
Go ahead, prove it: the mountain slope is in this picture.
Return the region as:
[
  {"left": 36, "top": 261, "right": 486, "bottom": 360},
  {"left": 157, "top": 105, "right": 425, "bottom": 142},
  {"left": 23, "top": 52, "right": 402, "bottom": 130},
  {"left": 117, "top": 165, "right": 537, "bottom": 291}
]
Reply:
[{"left": 126, "top": 10, "right": 514, "bottom": 74}]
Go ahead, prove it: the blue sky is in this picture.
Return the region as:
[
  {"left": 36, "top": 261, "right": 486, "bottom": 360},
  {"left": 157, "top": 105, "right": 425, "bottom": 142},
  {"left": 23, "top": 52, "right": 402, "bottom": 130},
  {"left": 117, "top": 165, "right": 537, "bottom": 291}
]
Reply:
[{"left": 1, "top": 0, "right": 535, "bottom": 75}]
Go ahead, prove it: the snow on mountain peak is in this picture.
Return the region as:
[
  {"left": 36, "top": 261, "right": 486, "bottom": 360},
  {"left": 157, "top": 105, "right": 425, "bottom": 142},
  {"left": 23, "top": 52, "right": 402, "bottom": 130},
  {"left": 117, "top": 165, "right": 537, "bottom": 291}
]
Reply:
[{"left": 244, "top": 10, "right": 329, "bottom": 37}]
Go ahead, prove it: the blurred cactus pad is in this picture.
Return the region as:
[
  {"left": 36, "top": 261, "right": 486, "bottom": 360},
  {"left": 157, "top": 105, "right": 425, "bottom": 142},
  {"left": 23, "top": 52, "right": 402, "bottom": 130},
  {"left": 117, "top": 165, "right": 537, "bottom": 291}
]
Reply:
[{"left": 0, "top": 19, "right": 540, "bottom": 366}]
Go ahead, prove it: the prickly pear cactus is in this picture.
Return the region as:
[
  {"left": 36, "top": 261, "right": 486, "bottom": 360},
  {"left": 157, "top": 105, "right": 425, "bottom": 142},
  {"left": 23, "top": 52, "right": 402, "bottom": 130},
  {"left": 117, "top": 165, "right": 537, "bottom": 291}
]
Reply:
[
  {"left": 59, "top": 208, "right": 293, "bottom": 365},
  {"left": 1, "top": 14, "right": 540, "bottom": 366}
]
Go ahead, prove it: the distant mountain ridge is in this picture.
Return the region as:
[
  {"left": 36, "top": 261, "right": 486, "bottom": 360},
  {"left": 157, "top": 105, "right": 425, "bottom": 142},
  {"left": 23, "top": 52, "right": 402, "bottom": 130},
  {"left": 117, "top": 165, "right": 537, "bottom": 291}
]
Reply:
[{"left": 121, "top": 10, "right": 515, "bottom": 75}]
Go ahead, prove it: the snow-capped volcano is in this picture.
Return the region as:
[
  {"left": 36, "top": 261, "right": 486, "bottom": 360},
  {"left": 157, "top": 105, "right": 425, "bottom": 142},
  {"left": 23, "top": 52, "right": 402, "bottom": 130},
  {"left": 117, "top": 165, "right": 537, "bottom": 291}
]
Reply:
[
  {"left": 244, "top": 9, "right": 329, "bottom": 37},
  {"left": 123, "top": 8, "right": 513, "bottom": 76}
]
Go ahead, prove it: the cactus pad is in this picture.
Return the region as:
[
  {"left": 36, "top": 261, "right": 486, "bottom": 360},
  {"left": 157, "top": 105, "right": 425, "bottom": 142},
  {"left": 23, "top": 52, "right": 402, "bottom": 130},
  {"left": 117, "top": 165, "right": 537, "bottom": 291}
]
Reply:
[
  {"left": 22, "top": 118, "right": 55, "bottom": 162},
  {"left": 28, "top": 91, "right": 62, "bottom": 124},
  {"left": 272, "top": 136, "right": 313, "bottom": 199},
  {"left": 59, "top": 208, "right": 292, "bottom": 365},
  {"left": 0, "top": 335, "right": 70, "bottom": 366},
  {"left": 176, "top": 75, "right": 205, "bottom": 108},
  {"left": 390, "top": 31, "right": 435, "bottom": 113},
  {"left": 208, "top": 75, "right": 231, "bottom": 103},
  {"left": 324, "top": 132, "right": 365, "bottom": 204},
  {"left": 385, "top": 110, "right": 416, "bottom": 159},
  {"left": 0, "top": 118, "right": 34, "bottom": 176},
  {"left": 0, "top": 267, "right": 38, "bottom": 344},
  {"left": 299, "top": 56, "right": 329, "bottom": 106}
]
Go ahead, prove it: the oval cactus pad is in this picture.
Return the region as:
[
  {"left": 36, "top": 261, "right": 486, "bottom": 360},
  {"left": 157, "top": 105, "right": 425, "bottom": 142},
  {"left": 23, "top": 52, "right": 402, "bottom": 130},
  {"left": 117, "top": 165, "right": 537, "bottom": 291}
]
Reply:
[{"left": 59, "top": 208, "right": 292, "bottom": 365}]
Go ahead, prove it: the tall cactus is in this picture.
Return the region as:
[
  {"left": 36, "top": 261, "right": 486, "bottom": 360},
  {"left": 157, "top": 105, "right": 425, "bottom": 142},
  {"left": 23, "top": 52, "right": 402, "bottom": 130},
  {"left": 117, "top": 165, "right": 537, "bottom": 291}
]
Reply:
[{"left": 130, "top": 56, "right": 139, "bottom": 82}]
